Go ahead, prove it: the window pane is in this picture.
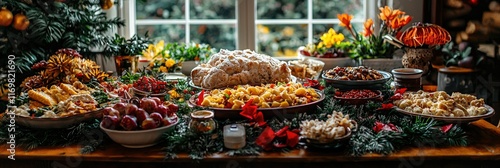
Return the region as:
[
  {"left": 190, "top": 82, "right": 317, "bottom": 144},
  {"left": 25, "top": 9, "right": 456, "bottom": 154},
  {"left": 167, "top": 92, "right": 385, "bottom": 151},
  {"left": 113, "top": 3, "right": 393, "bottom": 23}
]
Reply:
[
  {"left": 136, "top": 25, "right": 186, "bottom": 43},
  {"left": 257, "top": 24, "right": 307, "bottom": 57},
  {"left": 190, "top": 0, "right": 236, "bottom": 19},
  {"left": 313, "top": 0, "right": 364, "bottom": 19},
  {"left": 190, "top": 24, "right": 236, "bottom": 50},
  {"left": 136, "top": 0, "right": 185, "bottom": 19},
  {"left": 257, "top": 0, "right": 307, "bottom": 19}
]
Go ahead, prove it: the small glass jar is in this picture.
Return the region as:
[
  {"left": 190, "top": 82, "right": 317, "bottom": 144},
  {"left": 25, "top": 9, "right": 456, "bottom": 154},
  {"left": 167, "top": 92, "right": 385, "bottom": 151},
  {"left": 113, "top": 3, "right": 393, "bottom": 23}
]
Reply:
[
  {"left": 189, "top": 110, "right": 216, "bottom": 134},
  {"left": 223, "top": 124, "right": 246, "bottom": 149}
]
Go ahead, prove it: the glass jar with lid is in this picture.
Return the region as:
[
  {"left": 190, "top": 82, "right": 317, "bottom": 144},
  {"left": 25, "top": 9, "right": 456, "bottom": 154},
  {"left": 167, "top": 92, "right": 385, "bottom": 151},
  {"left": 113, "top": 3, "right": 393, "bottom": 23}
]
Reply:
[
  {"left": 189, "top": 110, "right": 217, "bottom": 134},
  {"left": 223, "top": 124, "right": 246, "bottom": 149}
]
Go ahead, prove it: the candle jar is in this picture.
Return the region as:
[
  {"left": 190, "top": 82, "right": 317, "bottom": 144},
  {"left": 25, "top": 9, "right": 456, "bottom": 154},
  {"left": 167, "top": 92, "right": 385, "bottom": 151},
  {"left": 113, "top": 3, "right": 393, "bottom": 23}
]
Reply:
[
  {"left": 189, "top": 110, "right": 216, "bottom": 134},
  {"left": 392, "top": 68, "right": 423, "bottom": 92},
  {"left": 223, "top": 124, "right": 246, "bottom": 149}
]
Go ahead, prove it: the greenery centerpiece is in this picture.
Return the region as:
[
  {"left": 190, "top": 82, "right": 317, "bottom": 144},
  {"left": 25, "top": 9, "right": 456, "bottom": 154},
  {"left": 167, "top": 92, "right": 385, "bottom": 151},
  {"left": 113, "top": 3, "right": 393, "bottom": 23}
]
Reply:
[
  {"left": 104, "top": 33, "right": 152, "bottom": 75},
  {"left": 166, "top": 42, "right": 216, "bottom": 76}
]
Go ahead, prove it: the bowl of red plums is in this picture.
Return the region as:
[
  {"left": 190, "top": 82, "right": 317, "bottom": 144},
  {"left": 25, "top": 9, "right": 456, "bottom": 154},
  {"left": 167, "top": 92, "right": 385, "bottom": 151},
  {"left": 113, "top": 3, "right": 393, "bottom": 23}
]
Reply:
[{"left": 100, "top": 97, "right": 179, "bottom": 148}]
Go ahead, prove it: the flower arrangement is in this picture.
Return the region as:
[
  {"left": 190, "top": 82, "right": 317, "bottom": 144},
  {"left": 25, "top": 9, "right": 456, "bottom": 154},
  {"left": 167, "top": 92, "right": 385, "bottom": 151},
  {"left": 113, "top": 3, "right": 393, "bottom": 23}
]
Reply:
[
  {"left": 338, "top": 6, "right": 412, "bottom": 61},
  {"left": 141, "top": 40, "right": 181, "bottom": 73},
  {"left": 300, "top": 28, "right": 352, "bottom": 58}
]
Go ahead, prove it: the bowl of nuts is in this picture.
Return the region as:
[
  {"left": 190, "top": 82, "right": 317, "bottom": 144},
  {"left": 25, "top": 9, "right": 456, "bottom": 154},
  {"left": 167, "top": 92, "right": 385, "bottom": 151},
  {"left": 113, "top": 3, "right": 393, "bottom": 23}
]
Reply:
[
  {"left": 300, "top": 111, "right": 356, "bottom": 149},
  {"left": 334, "top": 89, "right": 383, "bottom": 105}
]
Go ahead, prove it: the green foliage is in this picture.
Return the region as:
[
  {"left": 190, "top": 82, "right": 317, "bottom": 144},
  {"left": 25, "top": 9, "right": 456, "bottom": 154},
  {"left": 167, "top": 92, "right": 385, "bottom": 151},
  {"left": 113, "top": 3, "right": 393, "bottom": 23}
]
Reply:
[
  {"left": 0, "top": 118, "right": 104, "bottom": 153},
  {"left": 167, "top": 42, "right": 216, "bottom": 62},
  {"left": 103, "top": 33, "right": 152, "bottom": 57},
  {"left": 0, "top": 0, "right": 124, "bottom": 73}
]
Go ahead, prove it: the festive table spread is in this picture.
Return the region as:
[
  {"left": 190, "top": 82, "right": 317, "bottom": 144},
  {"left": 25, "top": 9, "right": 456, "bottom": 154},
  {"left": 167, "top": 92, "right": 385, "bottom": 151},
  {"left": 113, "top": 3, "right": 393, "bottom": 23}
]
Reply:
[{"left": 1, "top": 120, "right": 499, "bottom": 167}]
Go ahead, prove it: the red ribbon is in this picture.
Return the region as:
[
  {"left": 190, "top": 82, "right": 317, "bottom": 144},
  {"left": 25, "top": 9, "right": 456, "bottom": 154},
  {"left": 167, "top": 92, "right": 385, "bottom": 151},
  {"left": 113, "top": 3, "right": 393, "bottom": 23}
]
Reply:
[
  {"left": 373, "top": 121, "right": 398, "bottom": 133},
  {"left": 256, "top": 126, "right": 299, "bottom": 150},
  {"left": 239, "top": 99, "right": 266, "bottom": 127},
  {"left": 197, "top": 90, "right": 205, "bottom": 105}
]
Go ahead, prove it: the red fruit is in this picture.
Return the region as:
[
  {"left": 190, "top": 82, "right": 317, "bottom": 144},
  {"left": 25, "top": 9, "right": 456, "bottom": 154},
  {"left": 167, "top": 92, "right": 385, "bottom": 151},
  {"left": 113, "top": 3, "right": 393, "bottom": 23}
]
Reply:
[
  {"left": 108, "top": 109, "right": 121, "bottom": 119},
  {"left": 149, "top": 112, "right": 164, "bottom": 127},
  {"left": 161, "top": 117, "right": 175, "bottom": 127},
  {"left": 323, "top": 52, "right": 334, "bottom": 58},
  {"left": 150, "top": 97, "right": 162, "bottom": 106},
  {"left": 140, "top": 98, "right": 157, "bottom": 113},
  {"left": 155, "top": 105, "right": 170, "bottom": 118},
  {"left": 135, "top": 108, "right": 149, "bottom": 124},
  {"left": 101, "top": 115, "right": 120, "bottom": 130},
  {"left": 168, "top": 113, "right": 178, "bottom": 123},
  {"left": 120, "top": 115, "right": 138, "bottom": 131},
  {"left": 167, "top": 103, "right": 179, "bottom": 114},
  {"left": 141, "top": 118, "right": 157, "bottom": 130},
  {"left": 101, "top": 107, "right": 116, "bottom": 116},
  {"left": 113, "top": 103, "right": 127, "bottom": 115},
  {"left": 125, "top": 104, "right": 138, "bottom": 115}
]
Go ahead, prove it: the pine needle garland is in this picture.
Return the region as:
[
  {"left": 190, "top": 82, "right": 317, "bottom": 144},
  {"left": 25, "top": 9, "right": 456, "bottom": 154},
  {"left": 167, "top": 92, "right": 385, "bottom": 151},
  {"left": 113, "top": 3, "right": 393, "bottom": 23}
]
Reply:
[{"left": 0, "top": 118, "right": 104, "bottom": 154}]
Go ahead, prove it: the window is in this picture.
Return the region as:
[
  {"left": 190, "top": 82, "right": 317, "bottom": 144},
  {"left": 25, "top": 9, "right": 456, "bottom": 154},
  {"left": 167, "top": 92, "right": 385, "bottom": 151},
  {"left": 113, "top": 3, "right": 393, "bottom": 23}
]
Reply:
[{"left": 121, "top": 0, "right": 377, "bottom": 57}]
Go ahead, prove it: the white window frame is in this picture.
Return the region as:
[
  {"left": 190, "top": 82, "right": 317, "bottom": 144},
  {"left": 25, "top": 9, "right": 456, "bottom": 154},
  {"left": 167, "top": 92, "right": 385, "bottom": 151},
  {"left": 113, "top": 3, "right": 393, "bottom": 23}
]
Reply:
[{"left": 119, "top": 0, "right": 380, "bottom": 53}]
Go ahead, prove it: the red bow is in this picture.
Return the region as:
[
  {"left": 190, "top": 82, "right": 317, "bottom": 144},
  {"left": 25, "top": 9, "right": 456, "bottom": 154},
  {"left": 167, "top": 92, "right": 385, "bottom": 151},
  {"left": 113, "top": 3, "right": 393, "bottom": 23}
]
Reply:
[
  {"left": 377, "top": 103, "right": 394, "bottom": 110},
  {"left": 197, "top": 90, "right": 205, "bottom": 105},
  {"left": 373, "top": 121, "right": 398, "bottom": 133},
  {"left": 256, "top": 126, "right": 299, "bottom": 150},
  {"left": 239, "top": 99, "right": 266, "bottom": 127},
  {"left": 390, "top": 88, "right": 407, "bottom": 100}
]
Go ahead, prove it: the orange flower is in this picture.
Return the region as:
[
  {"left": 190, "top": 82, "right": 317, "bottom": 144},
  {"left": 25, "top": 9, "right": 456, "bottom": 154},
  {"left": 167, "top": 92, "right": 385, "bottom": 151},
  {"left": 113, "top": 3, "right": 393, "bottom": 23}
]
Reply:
[
  {"left": 379, "top": 6, "right": 402, "bottom": 22},
  {"left": 389, "top": 15, "right": 412, "bottom": 30},
  {"left": 337, "top": 14, "right": 353, "bottom": 30},
  {"left": 362, "top": 19, "right": 374, "bottom": 37}
]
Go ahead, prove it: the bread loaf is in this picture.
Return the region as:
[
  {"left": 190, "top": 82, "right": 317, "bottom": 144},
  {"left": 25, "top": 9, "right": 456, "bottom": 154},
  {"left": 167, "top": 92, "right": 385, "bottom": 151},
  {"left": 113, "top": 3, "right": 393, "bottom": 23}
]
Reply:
[{"left": 191, "top": 49, "right": 292, "bottom": 89}]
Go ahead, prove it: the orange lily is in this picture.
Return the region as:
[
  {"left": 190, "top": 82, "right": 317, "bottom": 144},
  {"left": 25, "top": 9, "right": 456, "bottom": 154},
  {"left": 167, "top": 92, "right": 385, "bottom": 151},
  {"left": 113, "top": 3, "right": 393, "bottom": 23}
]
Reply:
[
  {"left": 362, "top": 18, "right": 374, "bottom": 37},
  {"left": 390, "top": 15, "right": 412, "bottom": 30},
  {"left": 379, "top": 6, "right": 402, "bottom": 22},
  {"left": 337, "top": 13, "right": 353, "bottom": 30}
]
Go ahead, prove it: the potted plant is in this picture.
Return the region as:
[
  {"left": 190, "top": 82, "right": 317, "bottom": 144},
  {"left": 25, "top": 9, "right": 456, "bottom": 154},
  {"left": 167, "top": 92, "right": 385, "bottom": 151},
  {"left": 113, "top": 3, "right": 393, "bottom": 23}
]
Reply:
[
  {"left": 297, "top": 28, "right": 354, "bottom": 70},
  {"left": 433, "top": 42, "right": 486, "bottom": 94},
  {"left": 166, "top": 42, "right": 215, "bottom": 76},
  {"left": 104, "top": 33, "right": 152, "bottom": 75},
  {"left": 337, "top": 6, "right": 412, "bottom": 72}
]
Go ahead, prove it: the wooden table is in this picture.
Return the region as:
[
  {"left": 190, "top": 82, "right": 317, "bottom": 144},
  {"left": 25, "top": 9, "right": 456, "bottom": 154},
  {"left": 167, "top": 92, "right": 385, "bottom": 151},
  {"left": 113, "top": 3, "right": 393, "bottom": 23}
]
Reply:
[{"left": 1, "top": 120, "right": 500, "bottom": 168}]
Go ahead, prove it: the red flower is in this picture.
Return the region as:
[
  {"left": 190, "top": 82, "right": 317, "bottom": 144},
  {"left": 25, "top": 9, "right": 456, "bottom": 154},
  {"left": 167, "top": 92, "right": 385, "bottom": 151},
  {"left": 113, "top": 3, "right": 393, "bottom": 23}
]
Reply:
[
  {"left": 377, "top": 103, "right": 394, "bottom": 110},
  {"left": 256, "top": 126, "right": 276, "bottom": 151},
  {"left": 256, "top": 126, "right": 300, "bottom": 150},
  {"left": 240, "top": 99, "right": 266, "bottom": 127},
  {"left": 441, "top": 124, "right": 453, "bottom": 133},
  {"left": 373, "top": 121, "right": 398, "bottom": 133}
]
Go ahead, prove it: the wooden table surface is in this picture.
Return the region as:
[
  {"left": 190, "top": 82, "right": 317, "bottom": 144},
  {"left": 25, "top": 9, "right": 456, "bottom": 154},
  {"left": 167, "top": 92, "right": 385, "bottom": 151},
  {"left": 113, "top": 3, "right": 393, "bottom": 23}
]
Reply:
[{"left": 1, "top": 119, "right": 500, "bottom": 168}]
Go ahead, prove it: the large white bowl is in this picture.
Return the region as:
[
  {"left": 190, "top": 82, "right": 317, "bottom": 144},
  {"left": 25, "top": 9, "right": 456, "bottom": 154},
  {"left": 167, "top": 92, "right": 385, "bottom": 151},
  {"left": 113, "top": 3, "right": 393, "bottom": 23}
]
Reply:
[{"left": 100, "top": 120, "right": 179, "bottom": 148}]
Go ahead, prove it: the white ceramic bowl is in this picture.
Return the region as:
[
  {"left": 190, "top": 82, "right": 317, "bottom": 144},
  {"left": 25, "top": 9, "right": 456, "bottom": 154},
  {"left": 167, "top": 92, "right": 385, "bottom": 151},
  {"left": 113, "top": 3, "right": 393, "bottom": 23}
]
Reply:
[
  {"left": 391, "top": 68, "right": 423, "bottom": 79},
  {"left": 100, "top": 120, "right": 179, "bottom": 148}
]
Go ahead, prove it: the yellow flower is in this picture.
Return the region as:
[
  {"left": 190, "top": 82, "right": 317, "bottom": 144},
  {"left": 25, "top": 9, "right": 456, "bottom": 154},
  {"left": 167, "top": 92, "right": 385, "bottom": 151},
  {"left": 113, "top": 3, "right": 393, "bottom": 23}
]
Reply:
[
  {"left": 257, "top": 24, "right": 270, "bottom": 34},
  {"left": 142, "top": 40, "right": 166, "bottom": 60},
  {"left": 320, "top": 28, "right": 345, "bottom": 48},
  {"left": 282, "top": 26, "right": 295, "bottom": 37},
  {"left": 165, "top": 59, "right": 176, "bottom": 68},
  {"left": 159, "top": 66, "right": 167, "bottom": 72},
  {"left": 168, "top": 89, "right": 180, "bottom": 98}
]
